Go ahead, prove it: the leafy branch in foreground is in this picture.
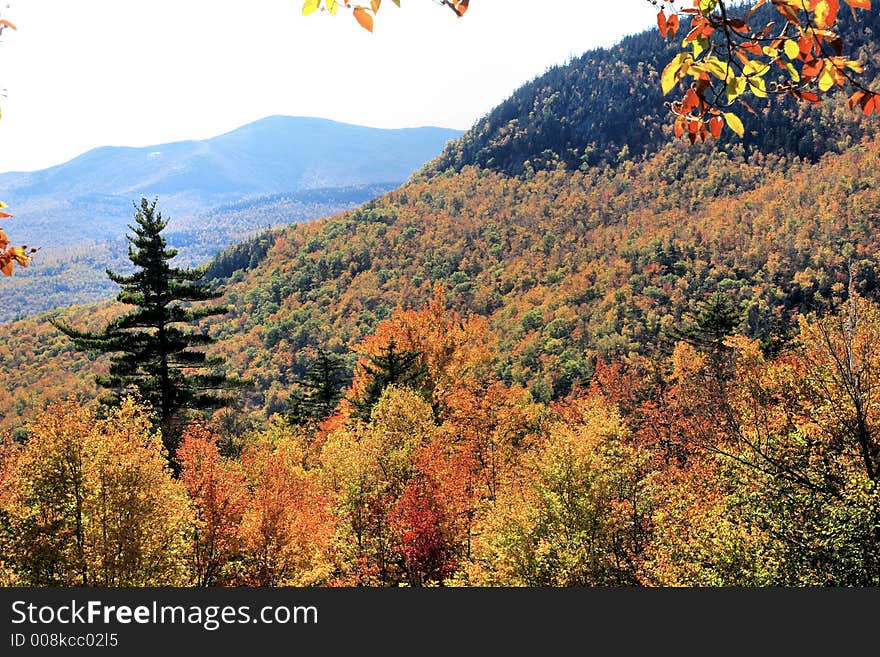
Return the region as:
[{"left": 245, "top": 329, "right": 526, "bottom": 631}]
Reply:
[
  {"left": 655, "top": 0, "right": 877, "bottom": 142},
  {"left": 302, "top": 0, "right": 879, "bottom": 142},
  {"left": 301, "top": 0, "right": 466, "bottom": 33}
]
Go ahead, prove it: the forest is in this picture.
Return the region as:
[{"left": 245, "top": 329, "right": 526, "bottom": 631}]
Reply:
[
  {"left": 2, "top": 287, "right": 878, "bottom": 586},
  {"left": 1, "top": 0, "right": 880, "bottom": 587}
]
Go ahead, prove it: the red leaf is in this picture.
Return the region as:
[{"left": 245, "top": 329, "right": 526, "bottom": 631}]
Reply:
[{"left": 848, "top": 90, "right": 866, "bottom": 109}]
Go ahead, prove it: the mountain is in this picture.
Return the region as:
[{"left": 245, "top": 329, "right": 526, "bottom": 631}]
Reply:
[
  {"left": 3, "top": 15, "right": 880, "bottom": 429},
  {"left": 1, "top": 116, "right": 462, "bottom": 245},
  {"left": 0, "top": 117, "right": 462, "bottom": 319},
  {"left": 423, "top": 7, "right": 880, "bottom": 177}
]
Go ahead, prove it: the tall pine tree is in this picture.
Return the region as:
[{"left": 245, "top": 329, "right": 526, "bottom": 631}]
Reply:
[
  {"left": 287, "top": 348, "right": 351, "bottom": 425},
  {"left": 53, "top": 198, "right": 242, "bottom": 463},
  {"left": 353, "top": 339, "right": 427, "bottom": 420},
  {"left": 672, "top": 289, "right": 742, "bottom": 381}
]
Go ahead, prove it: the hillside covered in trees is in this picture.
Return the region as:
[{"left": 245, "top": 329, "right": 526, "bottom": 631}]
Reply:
[
  {"left": 2, "top": 7, "right": 880, "bottom": 586},
  {"left": 423, "top": 5, "right": 880, "bottom": 175}
]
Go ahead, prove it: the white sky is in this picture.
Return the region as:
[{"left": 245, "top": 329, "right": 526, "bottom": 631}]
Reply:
[{"left": 0, "top": 0, "right": 658, "bottom": 173}]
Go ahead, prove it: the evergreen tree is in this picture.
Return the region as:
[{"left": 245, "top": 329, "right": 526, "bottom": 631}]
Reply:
[
  {"left": 287, "top": 348, "right": 351, "bottom": 425},
  {"left": 353, "top": 339, "right": 427, "bottom": 420},
  {"left": 52, "top": 198, "right": 242, "bottom": 463},
  {"left": 673, "top": 289, "right": 741, "bottom": 380}
]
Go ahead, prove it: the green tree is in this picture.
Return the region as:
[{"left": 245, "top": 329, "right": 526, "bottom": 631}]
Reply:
[
  {"left": 353, "top": 339, "right": 427, "bottom": 420},
  {"left": 674, "top": 290, "right": 741, "bottom": 380},
  {"left": 288, "top": 348, "right": 351, "bottom": 425},
  {"left": 52, "top": 198, "right": 242, "bottom": 463}
]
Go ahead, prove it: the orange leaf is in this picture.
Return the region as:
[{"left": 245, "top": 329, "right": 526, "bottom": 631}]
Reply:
[
  {"left": 10, "top": 246, "right": 29, "bottom": 266},
  {"left": 657, "top": 10, "right": 668, "bottom": 38},
  {"left": 798, "top": 36, "right": 813, "bottom": 57},
  {"left": 0, "top": 211, "right": 12, "bottom": 218},
  {"left": 371, "top": 0, "right": 381, "bottom": 12},
  {"left": 0, "top": 19, "right": 16, "bottom": 30},
  {"left": 741, "top": 41, "right": 764, "bottom": 56},
  {"left": 709, "top": 116, "right": 724, "bottom": 139},
  {"left": 674, "top": 116, "right": 686, "bottom": 139},
  {"left": 682, "top": 88, "right": 700, "bottom": 114},
  {"left": 802, "top": 58, "right": 823, "bottom": 77},
  {"left": 667, "top": 14, "right": 680, "bottom": 39},
  {"left": 354, "top": 6, "right": 373, "bottom": 31},
  {"left": 814, "top": 0, "right": 840, "bottom": 28},
  {"left": 848, "top": 90, "right": 866, "bottom": 109}
]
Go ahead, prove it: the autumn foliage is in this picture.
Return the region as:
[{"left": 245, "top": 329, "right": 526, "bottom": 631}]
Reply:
[
  {"left": 3, "top": 289, "right": 879, "bottom": 586},
  {"left": 657, "top": 0, "right": 878, "bottom": 142}
]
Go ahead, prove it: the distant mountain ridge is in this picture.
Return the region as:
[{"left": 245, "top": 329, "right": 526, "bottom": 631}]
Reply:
[
  {"left": 0, "top": 116, "right": 461, "bottom": 320},
  {"left": 0, "top": 116, "right": 462, "bottom": 246}
]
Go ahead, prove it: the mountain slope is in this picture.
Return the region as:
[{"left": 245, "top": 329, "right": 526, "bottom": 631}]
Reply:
[
  {"left": 423, "top": 8, "right": 880, "bottom": 176},
  {"left": 4, "top": 17, "right": 880, "bottom": 430},
  {"left": 0, "top": 184, "right": 396, "bottom": 322},
  {"left": 5, "top": 134, "right": 880, "bottom": 430}
]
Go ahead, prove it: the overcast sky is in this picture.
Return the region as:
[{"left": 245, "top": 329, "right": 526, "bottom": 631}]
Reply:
[{"left": 0, "top": 0, "right": 657, "bottom": 173}]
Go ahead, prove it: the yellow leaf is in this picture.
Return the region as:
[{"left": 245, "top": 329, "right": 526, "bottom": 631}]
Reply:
[
  {"left": 784, "top": 39, "right": 800, "bottom": 60},
  {"left": 743, "top": 60, "right": 771, "bottom": 77},
  {"left": 845, "top": 59, "right": 864, "bottom": 73},
  {"left": 661, "top": 53, "right": 688, "bottom": 95},
  {"left": 818, "top": 64, "right": 835, "bottom": 92},
  {"left": 748, "top": 77, "right": 767, "bottom": 98},
  {"left": 702, "top": 57, "right": 730, "bottom": 80},
  {"left": 726, "top": 76, "right": 747, "bottom": 103},
  {"left": 302, "top": 0, "right": 320, "bottom": 16},
  {"left": 724, "top": 112, "right": 745, "bottom": 138}
]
